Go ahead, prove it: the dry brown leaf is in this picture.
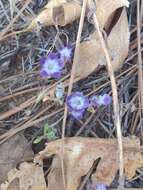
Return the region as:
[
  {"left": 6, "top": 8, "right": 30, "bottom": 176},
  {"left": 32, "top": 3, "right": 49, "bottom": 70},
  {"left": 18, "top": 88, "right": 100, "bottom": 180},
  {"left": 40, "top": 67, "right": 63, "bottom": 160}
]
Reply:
[
  {"left": 107, "top": 8, "right": 129, "bottom": 71},
  {"left": 27, "top": 0, "right": 128, "bottom": 30},
  {"left": 0, "top": 162, "right": 47, "bottom": 190},
  {"left": 74, "top": 8, "right": 129, "bottom": 81},
  {"left": 27, "top": 0, "right": 129, "bottom": 30},
  {"left": 35, "top": 137, "right": 143, "bottom": 190},
  {"left": 0, "top": 134, "right": 33, "bottom": 184},
  {"left": 27, "top": 0, "right": 81, "bottom": 30},
  {"left": 93, "top": 0, "right": 129, "bottom": 28},
  {"left": 45, "top": 0, "right": 67, "bottom": 8}
]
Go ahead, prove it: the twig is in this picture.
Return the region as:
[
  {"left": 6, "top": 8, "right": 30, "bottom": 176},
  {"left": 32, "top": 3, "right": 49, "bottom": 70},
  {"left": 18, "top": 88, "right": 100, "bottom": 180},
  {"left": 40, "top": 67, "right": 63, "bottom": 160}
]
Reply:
[
  {"left": 87, "top": 63, "right": 137, "bottom": 97},
  {"left": 0, "top": 108, "right": 64, "bottom": 145},
  {"left": 61, "top": 0, "right": 88, "bottom": 188},
  {"left": 137, "top": 0, "right": 143, "bottom": 125},
  {"left": 89, "top": 1, "right": 124, "bottom": 187},
  {"left": 0, "top": 74, "right": 69, "bottom": 120},
  {"left": 130, "top": 37, "right": 143, "bottom": 50},
  {"left": 0, "top": 71, "right": 38, "bottom": 84},
  {"left": 141, "top": 0, "right": 143, "bottom": 21},
  {"left": 75, "top": 113, "right": 95, "bottom": 136},
  {"left": 0, "top": 87, "right": 45, "bottom": 102},
  {"left": 0, "top": 96, "right": 36, "bottom": 120},
  {"left": 0, "top": 104, "right": 54, "bottom": 140}
]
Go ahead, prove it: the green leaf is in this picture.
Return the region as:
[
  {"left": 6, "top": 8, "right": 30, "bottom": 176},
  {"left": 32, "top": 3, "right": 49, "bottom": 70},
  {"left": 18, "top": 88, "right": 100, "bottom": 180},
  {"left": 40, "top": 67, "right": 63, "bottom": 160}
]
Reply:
[
  {"left": 44, "top": 123, "right": 52, "bottom": 135},
  {"left": 46, "top": 131, "right": 56, "bottom": 140},
  {"left": 33, "top": 136, "right": 44, "bottom": 144}
]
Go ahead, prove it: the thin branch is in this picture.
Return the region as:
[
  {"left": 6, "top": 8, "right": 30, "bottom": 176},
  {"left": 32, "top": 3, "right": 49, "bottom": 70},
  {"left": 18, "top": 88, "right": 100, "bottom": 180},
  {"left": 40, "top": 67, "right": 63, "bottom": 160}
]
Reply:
[
  {"left": 137, "top": 0, "right": 143, "bottom": 125},
  {"left": 89, "top": 1, "right": 124, "bottom": 187},
  {"left": 61, "top": 0, "right": 88, "bottom": 188},
  {"left": 0, "top": 108, "right": 64, "bottom": 145}
]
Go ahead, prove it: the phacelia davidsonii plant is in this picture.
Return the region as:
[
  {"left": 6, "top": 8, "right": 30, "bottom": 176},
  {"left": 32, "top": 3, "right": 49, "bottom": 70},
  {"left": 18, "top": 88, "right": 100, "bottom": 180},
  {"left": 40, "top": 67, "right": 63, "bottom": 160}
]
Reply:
[
  {"left": 58, "top": 44, "right": 72, "bottom": 62},
  {"left": 90, "top": 94, "right": 112, "bottom": 107},
  {"left": 66, "top": 92, "right": 89, "bottom": 119},
  {"left": 40, "top": 53, "right": 64, "bottom": 79}
]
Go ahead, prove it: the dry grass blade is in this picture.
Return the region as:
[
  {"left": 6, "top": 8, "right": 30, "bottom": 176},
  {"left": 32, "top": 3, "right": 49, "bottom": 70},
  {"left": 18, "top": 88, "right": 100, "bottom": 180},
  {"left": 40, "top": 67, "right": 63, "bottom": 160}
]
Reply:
[
  {"left": 8, "top": 0, "right": 16, "bottom": 19},
  {"left": 0, "top": 103, "right": 54, "bottom": 141},
  {"left": 88, "top": 0, "right": 124, "bottom": 187},
  {"left": 137, "top": 0, "right": 143, "bottom": 124},
  {"left": 0, "top": 108, "right": 64, "bottom": 145},
  {"left": 0, "top": 97, "right": 36, "bottom": 120},
  {"left": 61, "top": 0, "right": 88, "bottom": 188},
  {"left": 0, "top": 74, "right": 69, "bottom": 120}
]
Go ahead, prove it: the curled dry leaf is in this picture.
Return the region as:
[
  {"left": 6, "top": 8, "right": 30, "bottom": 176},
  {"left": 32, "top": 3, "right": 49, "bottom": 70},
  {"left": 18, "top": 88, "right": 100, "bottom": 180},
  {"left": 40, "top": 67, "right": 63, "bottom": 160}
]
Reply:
[
  {"left": 27, "top": 0, "right": 129, "bottom": 30},
  {"left": 92, "top": 0, "right": 129, "bottom": 28},
  {"left": 0, "top": 162, "right": 47, "bottom": 190},
  {"left": 74, "top": 8, "right": 129, "bottom": 81},
  {"left": 27, "top": 0, "right": 81, "bottom": 30},
  {"left": 35, "top": 137, "right": 143, "bottom": 190}
]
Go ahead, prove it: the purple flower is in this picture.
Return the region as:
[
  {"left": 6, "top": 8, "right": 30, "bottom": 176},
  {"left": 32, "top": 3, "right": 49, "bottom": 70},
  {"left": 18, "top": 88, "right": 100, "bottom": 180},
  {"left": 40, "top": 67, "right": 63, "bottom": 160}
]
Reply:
[
  {"left": 90, "top": 94, "right": 112, "bottom": 107},
  {"left": 87, "top": 182, "right": 108, "bottom": 190},
  {"left": 101, "top": 94, "right": 112, "bottom": 105},
  {"left": 69, "top": 110, "right": 85, "bottom": 119},
  {"left": 59, "top": 45, "right": 72, "bottom": 62},
  {"left": 95, "top": 183, "right": 108, "bottom": 190},
  {"left": 67, "top": 92, "right": 89, "bottom": 119},
  {"left": 90, "top": 95, "right": 101, "bottom": 107},
  {"left": 40, "top": 53, "right": 64, "bottom": 78}
]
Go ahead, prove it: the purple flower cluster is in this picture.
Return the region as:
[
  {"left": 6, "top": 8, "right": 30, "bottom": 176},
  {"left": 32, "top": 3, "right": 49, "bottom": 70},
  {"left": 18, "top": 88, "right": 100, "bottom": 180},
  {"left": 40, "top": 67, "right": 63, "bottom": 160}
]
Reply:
[
  {"left": 66, "top": 92, "right": 111, "bottom": 119},
  {"left": 90, "top": 94, "right": 112, "bottom": 107},
  {"left": 40, "top": 45, "right": 72, "bottom": 78}
]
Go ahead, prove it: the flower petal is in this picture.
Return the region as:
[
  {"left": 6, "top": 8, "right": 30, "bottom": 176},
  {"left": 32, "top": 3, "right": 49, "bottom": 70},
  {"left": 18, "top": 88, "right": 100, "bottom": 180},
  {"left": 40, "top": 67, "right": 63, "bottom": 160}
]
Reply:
[
  {"left": 59, "top": 44, "right": 72, "bottom": 61},
  {"left": 52, "top": 72, "right": 62, "bottom": 79},
  {"left": 39, "top": 52, "right": 64, "bottom": 79},
  {"left": 39, "top": 56, "right": 47, "bottom": 65},
  {"left": 102, "top": 94, "right": 112, "bottom": 105},
  {"left": 48, "top": 53, "right": 58, "bottom": 60},
  {"left": 90, "top": 95, "right": 101, "bottom": 107},
  {"left": 90, "top": 94, "right": 111, "bottom": 107},
  {"left": 95, "top": 183, "right": 108, "bottom": 190},
  {"left": 70, "top": 110, "right": 84, "bottom": 119},
  {"left": 40, "top": 70, "right": 48, "bottom": 77},
  {"left": 67, "top": 92, "right": 89, "bottom": 111}
]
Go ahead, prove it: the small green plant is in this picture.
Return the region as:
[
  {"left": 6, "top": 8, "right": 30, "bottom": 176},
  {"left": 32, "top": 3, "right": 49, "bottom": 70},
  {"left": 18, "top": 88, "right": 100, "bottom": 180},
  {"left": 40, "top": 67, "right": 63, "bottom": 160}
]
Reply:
[{"left": 33, "top": 123, "right": 57, "bottom": 144}]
